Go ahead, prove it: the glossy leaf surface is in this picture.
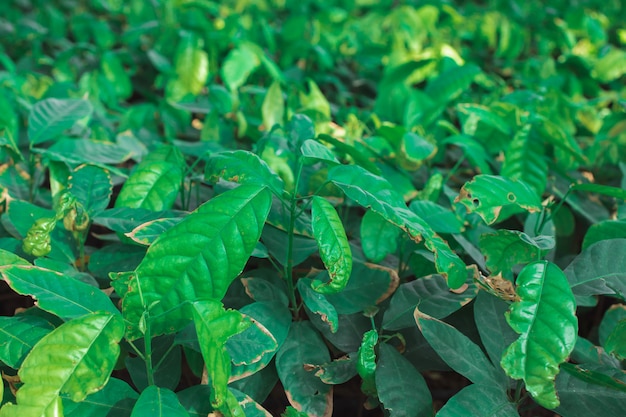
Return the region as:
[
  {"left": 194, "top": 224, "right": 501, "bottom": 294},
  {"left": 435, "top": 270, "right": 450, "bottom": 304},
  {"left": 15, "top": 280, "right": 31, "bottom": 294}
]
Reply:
[
  {"left": 68, "top": 164, "right": 112, "bottom": 215},
  {"left": 310, "top": 196, "right": 352, "bottom": 293},
  {"left": 360, "top": 210, "right": 400, "bottom": 263},
  {"left": 455, "top": 175, "right": 542, "bottom": 225},
  {"left": 191, "top": 300, "right": 249, "bottom": 416},
  {"left": 329, "top": 164, "right": 467, "bottom": 288},
  {"left": 122, "top": 184, "right": 271, "bottom": 339},
  {"left": 0, "top": 265, "right": 119, "bottom": 320},
  {"left": 115, "top": 146, "right": 184, "bottom": 211},
  {"left": 501, "top": 261, "right": 578, "bottom": 409},
  {"left": 205, "top": 150, "right": 284, "bottom": 196},
  {"left": 0, "top": 314, "right": 54, "bottom": 368},
  {"left": 63, "top": 377, "right": 138, "bottom": 417},
  {"left": 0, "top": 312, "right": 124, "bottom": 417}
]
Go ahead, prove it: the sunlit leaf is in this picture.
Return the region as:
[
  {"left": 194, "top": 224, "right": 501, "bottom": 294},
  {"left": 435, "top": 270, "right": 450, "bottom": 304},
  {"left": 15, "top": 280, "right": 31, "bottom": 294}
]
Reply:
[
  {"left": 501, "top": 261, "right": 578, "bottom": 409},
  {"left": 0, "top": 312, "right": 124, "bottom": 417},
  {"left": 130, "top": 386, "right": 187, "bottom": 417}
]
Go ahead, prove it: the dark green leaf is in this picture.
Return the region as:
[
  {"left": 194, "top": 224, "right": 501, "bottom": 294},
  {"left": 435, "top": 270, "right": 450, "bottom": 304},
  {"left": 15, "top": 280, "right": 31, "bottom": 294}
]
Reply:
[
  {"left": 435, "top": 384, "right": 519, "bottom": 417},
  {"left": 130, "top": 386, "right": 188, "bottom": 417},
  {"left": 297, "top": 279, "right": 338, "bottom": 333},
  {"left": 28, "top": 98, "right": 92, "bottom": 145}
]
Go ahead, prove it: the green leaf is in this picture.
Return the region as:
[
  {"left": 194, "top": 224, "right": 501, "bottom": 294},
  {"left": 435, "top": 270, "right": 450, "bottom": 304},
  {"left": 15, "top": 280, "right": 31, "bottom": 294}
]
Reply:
[
  {"left": 0, "top": 265, "right": 120, "bottom": 320},
  {"left": 409, "top": 200, "right": 464, "bottom": 234},
  {"left": 570, "top": 183, "right": 626, "bottom": 200},
  {"left": 383, "top": 274, "right": 477, "bottom": 331},
  {"left": 115, "top": 146, "right": 185, "bottom": 211},
  {"left": 564, "top": 239, "right": 626, "bottom": 304},
  {"left": 604, "top": 319, "right": 626, "bottom": 359},
  {"left": 262, "top": 81, "right": 284, "bottom": 129},
  {"left": 455, "top": 175, "right": 542, "bottom": 225},
  {"left": 297, "top": 279, "right": 339, "bottom": 333},
  {"left": 173, "top": 32, "right": 209, "bottom": 97},
  {"left": 205, "top": 150, "right": 284, "bottom": 196},
  {"left": 63, "top": 377, "right": 138, "bottom": 417},
  {"left": 592, "top": 47, "right": 626, "bottom": 83},
  {"left": 310, "top": 196, "right": 352, "bottom": 293},
  {"left": 39, "top": 138, "right": 135, "bottom": 165},
  {"left": 275, "top": 322, "right": 331, "bottom": 417},
  {"left": 440, "top": 134, "right": 493, "bottom": 175},
  {"left": 435, "top": 384, "right": 519, "bottom": 417},
  {"left": 191, "top": 300, "right": 249, "bottom": 416},
  {"left": 329, "top": 164, "right": 467, "bottom": 288},
  {"left": 556, "top": 364, "right": 626, "bottom": 417},
  {"left": 425, "top": 64, "right": 481, "bottom": 105},
  {"left": 126, "top": 218, "right": 183, "bottom": 246},
  {"left": 599, "top": 305, "right": 626, "bottom": 346},
  {"left": 479, "top": 230, "right": 552, "bottom": 275},
  {"left": 501, "top": 261, "right": 578, "bottom": 409},
  {"left": 122, "top": 184, "right": 271, "bottom": 339},
  {"left": 501, "top": 124, "right": 547, "bottom": 196},
  {"left": 227, "top": 301, "right": 291, "bottom": 380},
  {"left": 376, "top": 343, "right": 432, "bottom": 417},
  {"left": 322, "top": 260, "right": 399, "bottom": 314},
  {"left": 314, "top": 355, "right": 357, "bottom": 385},
  {"left": 473, "top": 291, "right": 519, "bottom": 378},
  {"left": 222, "top": 44, "right": 260, "bottom": 91},
  {"left": 300, "top": 140, "right": 339, "bottom": 166},
  {"left": 0, "top": 314, "right": 54, "bottom": 368},
  {"left": 0, "top": 312, "right": 124, "bottom": 417},
  {"left": 28, "top": 98, "right": 92, "bottom": 145},
  {"left": 582, "top": 219, "right": 626, "bottom": 250},
  {"left": 415, "top": 310, "right": 502, "bottom": 388},
  {"left": 130, "top": 386, "right": 188, "bottom": 417},
  {"left": 360, "top": 210, "right": 400, "bottom": 263},
  {"left": 356, "top": 330, "right": 378, "bottom": 396},
  {"left": 68, "top": 164, "right": 113, "bottom": 215}
]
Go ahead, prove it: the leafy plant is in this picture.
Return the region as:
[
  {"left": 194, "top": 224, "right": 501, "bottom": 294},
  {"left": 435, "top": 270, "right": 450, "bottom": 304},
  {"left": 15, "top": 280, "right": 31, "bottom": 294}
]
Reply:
[{"left": 1, "top": 0, "right": 626, "bottom": 416}]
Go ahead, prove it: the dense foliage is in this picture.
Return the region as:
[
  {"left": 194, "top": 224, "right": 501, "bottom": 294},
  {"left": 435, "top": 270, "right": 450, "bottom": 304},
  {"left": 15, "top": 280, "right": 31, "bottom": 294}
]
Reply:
[{"left": 1, "top": 0, "right": 626, "bottom": 416}]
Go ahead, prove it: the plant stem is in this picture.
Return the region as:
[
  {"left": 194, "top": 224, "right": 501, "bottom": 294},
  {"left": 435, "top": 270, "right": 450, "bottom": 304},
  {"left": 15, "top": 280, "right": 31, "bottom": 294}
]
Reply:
[
  {"left": 144, "top": 315, "right": 155, "bottom": 386},
  {"left": 284, "top": 160, "right": 304, "bottom": 317}
]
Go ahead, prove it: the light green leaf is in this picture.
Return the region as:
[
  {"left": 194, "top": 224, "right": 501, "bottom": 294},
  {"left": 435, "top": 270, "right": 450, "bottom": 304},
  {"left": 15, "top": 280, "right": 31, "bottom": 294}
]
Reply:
[
  {"left": 425, "top": 64, "right": 481, "bottom": 105},
  {"left": 501, "top": 261, "right": 578, "bottom": 409},
  {"left": 0, "top": 312, "right": 124, "bottom": 417},
  {"left": 435, "top": 384, "right": 519, "bottom": 417},
  {"left": 440, "top": 134, "right": 493, "bottom": 175},
  {"left": 300, "top": 140, "right": 339, "bottom": 165},
  {"left": 0, "top": 315, "right": 54, "bottom": 368},
  {"left": 68, "top": 164, "right": 113, "bottom": 215},
  {"left": 122, "top": 184, "right": 271, "bottom": 339},
  {"left": 455, "top": 175, "right": 542, "bottom": 225},
  {"left": 130, "top": 386, "right": 188, "bottom": 417},
  {"left": 356, "top": 330, "right": 378, "bottom": 396},
  {"left": 222, "top": 44, "right": 260, "bottom": 91},
  {"left": 28, "top": 98, "right": 92, "bottom": 145},
  {"left": 191, "top": 300, "right": 249, "bottom": 416},
  {"left": 360, "top": 210, "right": 400, "bottom": 263},
  {"left": 376, "top": 343, "right": 432, "bottom": 417},
  {"left": 415, "top": 310, "right": 502, "bottom": 388},
  {"left": 593, "top": 47, "right": 626, "bottom": 83},
  {"left": 383, "top": 274, "right": 477, "bottom": 331},
  {"left": 174, "top": 32, "right": 209, "bottom": 97},
  {"left": 0, "top": 265, "right": 120, "bottom": 320},
  {"left": 329, "top": 164, "right": 467, "bottom": 288},
  {"left": 115, "top": 145, "right": 185, "bottom": 211},
  {"left": 205, "top": 150, "right": 284, "bottom": 196},
  {"left": 262, "top": 81, "right": 284, "bottom": 129},
  {"left": 275, "top": 322, "right": 331, "bottom": 417},
  {"left": 310, "top": 196, "right": 352, "bottom": 294}
]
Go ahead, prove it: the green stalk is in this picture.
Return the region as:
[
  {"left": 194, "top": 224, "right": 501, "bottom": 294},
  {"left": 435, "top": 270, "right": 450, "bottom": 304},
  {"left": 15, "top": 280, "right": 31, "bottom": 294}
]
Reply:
[
  {"left": 144, "top": 315, "right": 155, "bottom": 386},
  {"left": 284, "top": 160, "right": 304, "bottom": 317}
]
